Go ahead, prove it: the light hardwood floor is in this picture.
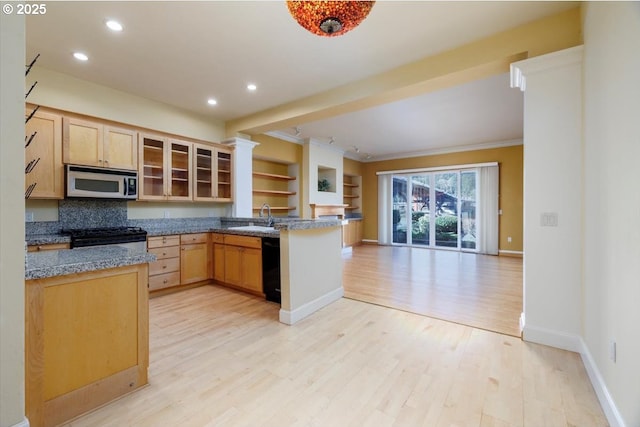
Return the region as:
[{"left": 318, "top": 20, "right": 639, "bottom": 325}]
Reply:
[
  {"left": 343, "top": 245, "right": 523, "bottom": 336},
  {"left": 64, "top": 285, "right": 607, "bottom": 427}
]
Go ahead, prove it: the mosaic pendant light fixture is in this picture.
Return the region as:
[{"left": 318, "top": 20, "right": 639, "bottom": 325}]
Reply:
[{"left": 287, "top": 1, "right": 375, "bottom": 37}]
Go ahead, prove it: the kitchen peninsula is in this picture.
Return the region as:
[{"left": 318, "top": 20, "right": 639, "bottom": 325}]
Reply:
[{"left": 24, "top": 247, "right": 155, "bottom": 427}]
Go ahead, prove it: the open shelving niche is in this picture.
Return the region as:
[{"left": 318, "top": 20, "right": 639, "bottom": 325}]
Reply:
[
  {"left": 252, "top": 159, "right": 299, "bottom": 217},
  {"left": 343, "top": 174, "right": 362, "bottom": 214}
]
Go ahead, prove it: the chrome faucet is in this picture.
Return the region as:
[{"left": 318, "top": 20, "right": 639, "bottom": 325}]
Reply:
[{"left": 259, "top": 202, "right": 273, "bottom": 227}]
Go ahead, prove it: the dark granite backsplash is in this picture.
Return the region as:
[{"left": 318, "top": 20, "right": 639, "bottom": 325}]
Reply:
[
  {"left": 26, "top": 199, "right": 128, "bottom": 235},
  {"left": 59, "top": 199, "right": 128, "bottom": 229}
]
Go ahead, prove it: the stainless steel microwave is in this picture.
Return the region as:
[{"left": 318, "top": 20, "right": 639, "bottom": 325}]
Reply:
[{"left": 66, "top": 165, "right": 138, "bottom": 199}]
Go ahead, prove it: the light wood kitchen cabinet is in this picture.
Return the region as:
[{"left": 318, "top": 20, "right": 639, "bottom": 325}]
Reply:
[
  {"left": 180, "top": 233, "right": 209, "bottom": 284},
  {"left": 138, "top": 134, "right": 192, "bottom": 201},
  {"left": 147, "top": 235, "right": 180, "bottom": 291},
  {"left": 25, "top": 264, "right": 149, "bottom": 427},
  {"left": 212, "top": 233, "right": 225, "bottom": 282},
  {"left": 215, "top": 148, "right": 233, "bottom": 201},
  {"left": 342, "top": 219, "right": 363, "bottom": 248},
  {"left": 193, "top": 144, "right": 234, "bottom": 202},
  {"left": 63, "top": 117, "right": 137, "bottom": 170},
  {"left": 25, "top": 108, "right": 63, "bottom": 199},
  {"left": 222, "top": 234, "right": 263, "bottom": 295}
]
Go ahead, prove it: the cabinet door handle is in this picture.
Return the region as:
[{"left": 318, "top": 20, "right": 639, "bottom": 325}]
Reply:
[
  {"left": 163, "top": 279, "right": 168, "bottom": 284},
  {"left": 162, "top": 252, "right": 167, "bottom": 256},
  {"left": 162, "top": 265, "right": 167, "bottom": 269}
]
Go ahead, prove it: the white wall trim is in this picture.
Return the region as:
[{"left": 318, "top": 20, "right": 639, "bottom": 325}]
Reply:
[
  {"left": 498, "top": 249, "right": 523, "bottom": 256},
  {"left": 279, "top": 287, "right": 344, "bottom": 325},
  {"left": 522, "top": 323, "right": 583, "bottom": 353},
  {"left": 10, "top": 418, "right": 30, "bottom": 427},
  {"left": 263, "top": 130, "right": 304, "bottom": 144},
  {"left": 579, "top": 338, "right": 627, "bottom": 427},
  {"left": 366, "top": 139, "right": 522, "bottom": 163},
  {"left": 511, "top": 45, "right": 584, "bottom": 91},
  {"left": 362, "top": 239, "right": 378, "bottom": 244},
  {"left": 376, "top": 162, "right": 498, "bottom": 176},
  {"left": 519, "top": 312, "right": 525, "bottom": 334}
]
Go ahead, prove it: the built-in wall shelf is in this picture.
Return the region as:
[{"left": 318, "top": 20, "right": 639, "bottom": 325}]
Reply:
[
  {"left": 343, "top": 174, "right": 362, "bottom": 214},
  {"left": 252, "top": 159, "right": 299, "bottom": 217},
  {"left": 252, "top": 171, "right": 295, "bottom": 181},
  {"left": 253, "top": 189, "right": 297, "bottom": 196},
  {"left": 252, "top": 206, "right": 296, "bottom": 211}
]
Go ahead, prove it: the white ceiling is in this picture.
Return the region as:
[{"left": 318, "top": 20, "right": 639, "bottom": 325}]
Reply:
[{"left": 26, "top": 1, "right": 576, "bottom": 161}]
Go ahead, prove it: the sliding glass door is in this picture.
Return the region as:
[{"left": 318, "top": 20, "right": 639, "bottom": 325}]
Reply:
[
  {"left": 392, "top": 176, "right": 408, "bottom": 244},
  {"left": 434, "top": 172, "right": 458, "bottom": 248},
  {"left": 391, "top": 169, "right": 477, "bottom": 251}
]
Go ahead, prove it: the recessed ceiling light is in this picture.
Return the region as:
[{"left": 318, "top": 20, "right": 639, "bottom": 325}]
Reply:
[
  {"left": 73, "top": 52, "right": 89, "bottom": 61},
  {"left": 207, "top": 98, "right": 217, "bottom": 106},
  {"left": 247, "top": 83, "right": 257, "bottom": 91},
  {"left": 106, "top": 20, "right": 123, "bottom": 32}
]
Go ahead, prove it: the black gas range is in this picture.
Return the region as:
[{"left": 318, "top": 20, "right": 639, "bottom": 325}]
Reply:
[{"left": 62, "top": 226, "right": 147, "bottom": 249}]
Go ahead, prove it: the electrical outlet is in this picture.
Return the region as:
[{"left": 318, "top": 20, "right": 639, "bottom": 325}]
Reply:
[
  {"left": 609, "top": 340, "right": 617, "bottom": 363},
  {"left": 507, "top": 236, "right": 512, "bottom": 243},
  {"left": 25, "top": 211, "right": 34, "bottom": 222},
  {"left": 163, "top": 210, "right": 170, "bottom": 219}
]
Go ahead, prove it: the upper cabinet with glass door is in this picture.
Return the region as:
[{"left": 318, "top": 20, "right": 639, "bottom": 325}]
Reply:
[
  {"left": 138, "top": 134, "right": 192, "bottom": 201},
  {"left": 193, "top": 144, "right": 233, "bottom": 202},
  {"left": 215, "top": 148, "right": 233, "bottom": 202}
]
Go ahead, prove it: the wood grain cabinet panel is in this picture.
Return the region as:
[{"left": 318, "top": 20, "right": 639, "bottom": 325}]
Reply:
[
  {"left": 180, "top": 233, "right": 209, "bottom": 285},
  {"left": 25, "top": 108, "right": 63, "bottom": 199},
  {"left": 147, "top": 235, "right": 180, "bottom": 291},
  {"left": 63, "top": 117, "right": 137, "bottom": 170},
  {"left": 25, "top": 264, "right": 148, "bottom": 427},
  {"left": 222, "top": 234, "right": 263, "bottom": 295}
]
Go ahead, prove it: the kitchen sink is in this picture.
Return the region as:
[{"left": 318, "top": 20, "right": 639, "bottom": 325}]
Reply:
[{"left": 228, "top": 225, "right": 275, "bottom": 232}]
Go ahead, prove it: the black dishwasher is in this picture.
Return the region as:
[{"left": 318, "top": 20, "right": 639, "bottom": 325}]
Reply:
[{"left": 262, "top": 237, "right": 281, "bottom": 304}]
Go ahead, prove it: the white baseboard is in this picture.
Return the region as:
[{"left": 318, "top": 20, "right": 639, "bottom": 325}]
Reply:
[
  {"left": 498, "top": 249, "right": 524, "bottom": 256},
  {"left": 519, "top": 312, "right": 525, "bottom": 333},
  {"left": 522, "top": 323, "right": 625, "bottom": 427},
  {"left": 361, "top": 239, "right": 378, "bottom": 244},
  {"left": 10, "top": 417, "right": 30, "bottom": 427},
  {"left": 279, "top": 287, "right": 344, "bottom": 325},
  {"left": 522, "top": 323, "right": 583, "bottom": 353},
  {"left": 578, "top": 338, "right": 626, "bottom": 427}
]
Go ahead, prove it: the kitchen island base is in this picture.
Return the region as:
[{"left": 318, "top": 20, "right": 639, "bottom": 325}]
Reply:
[{"left": 25, "top": 264, "right": 149, "bottom": 427}]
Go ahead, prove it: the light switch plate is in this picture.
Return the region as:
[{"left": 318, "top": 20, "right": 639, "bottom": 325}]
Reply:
[{"left": 540, "top": 212, "right": 558, "bottom": 227}]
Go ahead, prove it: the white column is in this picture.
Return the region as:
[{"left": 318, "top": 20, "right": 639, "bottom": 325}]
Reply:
[
  {"left": 222, "top": 137, "right": 259, "bottom": 218},
  {"left": 1, "top": 11, "right": 29, "bottom": 427},
  {"left": 510, "top": 46, "right": 583, "bottom": 351}
]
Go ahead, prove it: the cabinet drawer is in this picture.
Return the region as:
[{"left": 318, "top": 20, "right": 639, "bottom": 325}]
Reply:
[
  {"left": 211, "top": 233, "right": 224, "bottom": 244},
  {"left": 180, "top": 233, "right": 208, "bottom": 244},
  {"left": 224, "top": 234, "right": 262, "bottom": 249},
  {"left": 148, "top": 235, "right": 180, "bottom": 248},
  {"left": 148, "top": 271, "right": 180, "bottom": 291},
  {"left": 27, "top": 243, "right": 70, "bottom": 252},
  {"left": 149, "top": 257, "right": 180, "bottom": 276},
  {"left": 148, "top": 246, "right": 180, "bottom": 260}
]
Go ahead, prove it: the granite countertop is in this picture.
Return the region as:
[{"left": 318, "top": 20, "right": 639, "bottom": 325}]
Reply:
[
  {"left": 27, "top": 234, "right": 71, "bottom": 246},
  {"left": 25, "top": 246, "right": 156, "bottom": 280}
]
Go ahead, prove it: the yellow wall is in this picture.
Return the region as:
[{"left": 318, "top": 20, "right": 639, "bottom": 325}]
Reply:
[
  {"left": 361, "top": 145, "right": 523, "bottom": 252},
  {"left": 343, "top": 157, "right": 364, "bottom": 177},
  {"left": 252, "top": 134, "right": 302, "bottom": 164}
]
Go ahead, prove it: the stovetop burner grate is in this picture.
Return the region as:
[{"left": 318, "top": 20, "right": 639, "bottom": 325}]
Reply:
[{"left": 62, "top": 227, "right": 147, "bottom": 248}]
